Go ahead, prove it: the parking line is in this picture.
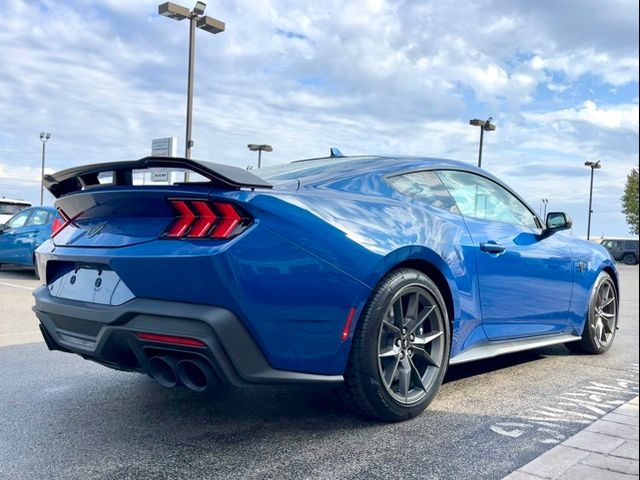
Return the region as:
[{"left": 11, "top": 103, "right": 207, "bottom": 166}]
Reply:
[{"left": 0, "top": 282, "right": 34, "bottom": 291}]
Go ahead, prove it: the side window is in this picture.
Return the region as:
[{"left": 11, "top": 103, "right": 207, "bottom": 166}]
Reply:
[
  {"left": 602, "top": 240, "right": 613, "bottom": 248},
  {"left": 387, "top": 171, "right": 459, "bottom": 213},
  {"left": 27, "top": 210, "right": 50, "bottom": 226},
  {"left": 437, "top": 170, "right": 539, "bottom": 229},
  {"left": 625, "top": 241, "right": 638, "bottom": 250},
  {"left": 5, "top": 210, "right": 31, "bottom": 229}
]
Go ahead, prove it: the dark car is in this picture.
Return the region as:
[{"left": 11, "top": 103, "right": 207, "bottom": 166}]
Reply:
[
  {"left": 0, "top": 206, "right": 61, "bottom": 278},
  {"left": 32, "top": 156, "right": 619, "bottom": 421},
  {"left": 600, "top": 238, "right": 639, "bottom": 265}
]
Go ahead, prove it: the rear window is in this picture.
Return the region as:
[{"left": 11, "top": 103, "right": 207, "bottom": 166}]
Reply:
[
  {"left": 0, "top": 203, "right": 28, "bottom": 215},
  {"left": 253, "top": 157, "right": 366, "bottom": 182}
]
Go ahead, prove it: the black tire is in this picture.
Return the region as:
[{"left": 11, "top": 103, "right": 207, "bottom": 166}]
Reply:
[
  {"left": 622, "top": 253, "right": 636, "bottom": 265},
  {"left": 339, "top": 268, "right": 450, "bottom": 422},
  {"left": 566, "top": 271, "right": 618, "bottom": 354}
]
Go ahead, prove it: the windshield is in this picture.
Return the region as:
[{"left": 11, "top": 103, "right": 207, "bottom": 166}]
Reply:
[{"left": 0, "top": 203, "right": 28, "bottom": 215}]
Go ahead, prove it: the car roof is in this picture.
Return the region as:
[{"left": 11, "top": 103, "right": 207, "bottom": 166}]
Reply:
[
  {"left": 0, "top": 197, "right": 31, "bottom": 205},
  {"left": 258, "top": 155, "right": 483, "bottom": 183}
]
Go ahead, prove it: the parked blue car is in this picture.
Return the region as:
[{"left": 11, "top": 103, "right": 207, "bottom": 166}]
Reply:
[
  {"left": 32, "top": 155, "right": 619, "bottom": 421},
  {"left": 0, "top": 206, "right": 60, "bottom": 278}
]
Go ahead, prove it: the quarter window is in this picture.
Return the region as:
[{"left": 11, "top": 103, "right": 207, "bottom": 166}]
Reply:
[
  {"left": 437, "top": 170, "right": 539, "bottom": 229},
  {"left": 387, "top": 171, "right": 459, "bottom": 213},
  {"left": 28, "top": 210, "right": 50, "bottom": 226}
]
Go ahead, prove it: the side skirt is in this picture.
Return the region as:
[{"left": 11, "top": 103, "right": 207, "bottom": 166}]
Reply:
[{"left": 449, "top": 333, "right": 581, "bottom": 366}]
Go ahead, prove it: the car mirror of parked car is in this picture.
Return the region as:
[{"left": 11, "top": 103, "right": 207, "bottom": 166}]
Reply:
[{"left": 545, "top": 212, "right": 572, "bottom": 233}]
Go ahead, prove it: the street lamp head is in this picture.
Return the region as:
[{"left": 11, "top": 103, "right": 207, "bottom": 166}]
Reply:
[
  {"left": 469, "top": 119, "right": 485, "bottom": 127},
  {"left": 585, "top": 160, "right": 602, "bottom": 169},
  {"left": 40, "top": 132, "right": 45, "bottom": 139},
  {"left": 158, "top": 2, "right": 191, "bottom": 20},
  {"left": 45, "top": 132, "right": 51, "bottom": 140},
  {"left": 193, "top": 1, "right": 206, "bottom": 15},
  {"left": 196, "top": 15, "right": 225, "bottom": 33},
  {"left": 247, "top": 144, "right": 273, "bottom": 152}
]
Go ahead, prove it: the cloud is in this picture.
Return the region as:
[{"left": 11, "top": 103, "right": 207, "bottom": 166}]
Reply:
[{"left": 0, "top": 0, "right": 637, "bottom": 236}]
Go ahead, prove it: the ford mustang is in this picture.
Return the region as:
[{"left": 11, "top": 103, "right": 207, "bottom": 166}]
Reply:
[{"left": 32, "top": 154, "right": 619, "bottom": 421}]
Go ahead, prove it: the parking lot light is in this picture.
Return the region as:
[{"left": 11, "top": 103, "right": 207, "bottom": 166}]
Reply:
[
  {"left": 469, "top": 117, "right": 496, "bottom": 168},
  {"left": 247, "top": 144, "right": 273, "bottom": 168},
  {"left": 158, "top": 2, "right": 225, "bottom": 161},
  {"left": 584, "top": 160, "right": 602, "bottom": 240},
  {"left": 39, "top": 132, "right": 51, "bottom": 206}
]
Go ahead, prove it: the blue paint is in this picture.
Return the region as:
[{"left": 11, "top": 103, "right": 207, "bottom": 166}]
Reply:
[
  {"left": 34, "top": 156, "right": 617, "bottom": 375},
  {"left": 0, "top": 206, "right": 59, "bottom": 266}
]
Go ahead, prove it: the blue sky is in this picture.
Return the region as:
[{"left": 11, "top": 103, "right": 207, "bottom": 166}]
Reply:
[{"left": 0, "top": 0, "right": 638, "bottom": 237}]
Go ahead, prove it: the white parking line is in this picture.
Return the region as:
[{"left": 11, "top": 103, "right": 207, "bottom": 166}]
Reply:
[{"left": 0, "top": 282, "right": 34, "bottom": 291}]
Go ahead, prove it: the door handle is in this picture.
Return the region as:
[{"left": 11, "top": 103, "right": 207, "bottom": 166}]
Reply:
[{"left": 480, "top": 242, "right": 505, "bottom": 254}]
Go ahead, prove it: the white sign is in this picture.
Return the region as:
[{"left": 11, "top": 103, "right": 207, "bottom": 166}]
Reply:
[
  {"left": 151, "top": 137, "right": 177, "bottom": 157},
  {"left": 150, "top": 169, "right": 169, "bottom": 182}
]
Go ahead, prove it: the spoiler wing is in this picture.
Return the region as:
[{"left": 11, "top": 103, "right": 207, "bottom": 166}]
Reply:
[{"left": 44, "top": 156, "right": 272, "bottom": 198}]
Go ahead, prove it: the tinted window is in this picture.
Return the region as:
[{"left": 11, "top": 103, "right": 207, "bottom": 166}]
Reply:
[
  {"left": 28, "top": 210, "right": 50, "bottom": 226},
  {"left": 387, "top": 171, "right": 459, "bottom": 213},
  {"left": 625, "top": 241, "right": 638, "bottom": 250},
  {"left": 437, "top": 171, "right": 539, "bottom": 228},
  {"left": 5, "top": 210, "right": 30, "bottom": 229},
  {"left": 0, "top": 204, "right": 27, "bottom": 215}
]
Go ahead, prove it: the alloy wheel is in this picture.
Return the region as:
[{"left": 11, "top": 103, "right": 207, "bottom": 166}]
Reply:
[
  {"left": 377, "top": 285, "right": 445, "bottom": 405},
  {"left": 592, "top": 278, "right": 617, "bottom": 348}
]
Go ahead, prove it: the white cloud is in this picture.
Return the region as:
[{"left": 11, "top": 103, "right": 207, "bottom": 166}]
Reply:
[{"left": 0, "top": 0, "right": 637, "bottom": 236}]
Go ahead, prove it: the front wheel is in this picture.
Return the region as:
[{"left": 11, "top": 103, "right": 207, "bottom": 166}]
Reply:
[
  {"left": 339, "top": 268, "right": 450, "bottom": 422},
  {"left": 566, "top": 271, "right": 618, "bottom": 354}
]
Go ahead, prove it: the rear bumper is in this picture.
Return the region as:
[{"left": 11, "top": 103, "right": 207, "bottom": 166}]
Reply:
[{"left": 33, "top": 286, "right": 343, "bottom": 386}]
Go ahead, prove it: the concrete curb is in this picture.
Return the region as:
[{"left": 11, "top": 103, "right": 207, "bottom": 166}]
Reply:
[{"left": 504, "top": 396, "right": 639, "bottom": 479}]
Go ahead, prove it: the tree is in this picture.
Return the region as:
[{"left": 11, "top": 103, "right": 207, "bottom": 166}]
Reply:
[{"left": 622, "top": 167, "right": 639, "bottom": 235}]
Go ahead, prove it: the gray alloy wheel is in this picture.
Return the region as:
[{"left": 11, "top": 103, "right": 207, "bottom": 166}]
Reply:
[
  {"left": 567, "top": 271, "right": 618, "bottom": 354},
  {"left": 377, "top": 286, "right": 446, "bottom": 405},
  {"left": 623, "top": 253, "right": 636, "bottom": 265},
  {"left": 339, "top": 268, "right": 450, "bottom": 422}
]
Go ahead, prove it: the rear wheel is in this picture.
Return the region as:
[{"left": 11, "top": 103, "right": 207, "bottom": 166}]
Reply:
[
  {"left": 623, "top": 253, "right": 636, "bottom": 265},
  {"left": 340, "top": 268, "right": 450, "bottom": 422},
  {"left": 566, "top": 272, "right": 618, "bottom": 354}
]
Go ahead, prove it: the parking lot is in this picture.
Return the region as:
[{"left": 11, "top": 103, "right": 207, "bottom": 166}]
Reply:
[{"left": 0, "top": 265, "right": 638, "bottom": 480}]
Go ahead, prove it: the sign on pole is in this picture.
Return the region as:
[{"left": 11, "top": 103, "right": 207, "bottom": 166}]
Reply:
[{"left": 150, "top": 137, "right": 178, "bottom": 183}]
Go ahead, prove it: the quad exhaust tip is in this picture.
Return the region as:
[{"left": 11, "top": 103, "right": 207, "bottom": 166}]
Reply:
[
  {"left": 148, "top": 356, "right": 180, "bottom": 388},
  {"left": 176, "top": 358, "right": 216, "bottom": 392},
  {"left": 148, "top": 356, "right": 216, "bottom": 392}
]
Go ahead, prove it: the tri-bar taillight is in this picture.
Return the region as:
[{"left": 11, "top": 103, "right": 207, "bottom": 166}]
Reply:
[{"left": 163, "top": 199, "right": 252, "bottom": 239}]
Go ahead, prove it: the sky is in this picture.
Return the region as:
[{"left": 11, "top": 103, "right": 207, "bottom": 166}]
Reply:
[{"left": 0, "top": 0, "right": 638, "bottom": 237}]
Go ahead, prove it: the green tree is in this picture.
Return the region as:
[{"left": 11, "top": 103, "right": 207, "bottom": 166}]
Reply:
[{"left": 622, "top": 167, "right": 639, "bottom": 235}]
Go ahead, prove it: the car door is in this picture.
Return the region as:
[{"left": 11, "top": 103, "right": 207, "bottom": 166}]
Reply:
[
  {"left": 14, "top": 209, "right": 52, "bottom": 265},
  {"left": 437, "top": 170, "right": 574, "bottom": 341},
  {"left": 0, "top": 209, "right": 33, "bottom": 263}
]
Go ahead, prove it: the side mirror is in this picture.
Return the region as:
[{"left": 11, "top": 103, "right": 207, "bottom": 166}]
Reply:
[{"left": 545, "top": 212, "right": 572, "bottom": 233}]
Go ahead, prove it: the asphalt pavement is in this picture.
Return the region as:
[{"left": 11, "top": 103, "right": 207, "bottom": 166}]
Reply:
[{"left": 0, "top": 265, "right": 638, "bottom": 480}]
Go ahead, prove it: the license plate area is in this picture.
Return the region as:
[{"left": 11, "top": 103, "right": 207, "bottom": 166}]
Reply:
[{"left": 48, "top": 265, "right": 134, "bottom": 305}]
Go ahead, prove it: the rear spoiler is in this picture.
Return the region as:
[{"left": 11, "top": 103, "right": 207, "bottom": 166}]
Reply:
[{"left": 44, "top": 156, "right": 272, "bottom": 198}]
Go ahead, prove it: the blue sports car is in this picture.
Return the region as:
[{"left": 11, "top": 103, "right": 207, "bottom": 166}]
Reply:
[
  {"left": 32, "top": 155, "right": 619, "bottom": 421},
  {"left": 0, "top": 205, "right": 60, "bottom": 278}
]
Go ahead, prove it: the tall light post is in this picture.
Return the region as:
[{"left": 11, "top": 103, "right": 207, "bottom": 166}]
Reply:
[
  {"left": 540, "top": 198, "right": 549, "bottom": 219},
  {"left": 247, "top": 144, "right": 273, "bottom": 168},
  {"left": 584, "top": 160, "right": 601, "bottom": 240},
  {"left": 159, "top": 2, "right": 225, "bottom": 161},
  {"left": 469, "top": 117, "right": 496, "bottom": 168},
  {"left": 39, "top": 132, "right": 51, "bottom": 205}
]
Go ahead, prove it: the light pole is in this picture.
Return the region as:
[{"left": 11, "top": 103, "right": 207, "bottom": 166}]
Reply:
[
  {"left": 584, "top": 160, "right": 601, "bottom": 240},
  {"left": 247, "top": 144, "right": 273, "bottom": 168},
  {"left": 469, "top": 117, "right": 496, "bottom": 168},
  {"left": 39, "top": 132, "right": 51, "bottom": 205},
  {"left": 159, "top": 2, "right": 225, "bottom": 161},
  {"left": 540, "top": 198, "right": 549, "bottom": 219}
]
